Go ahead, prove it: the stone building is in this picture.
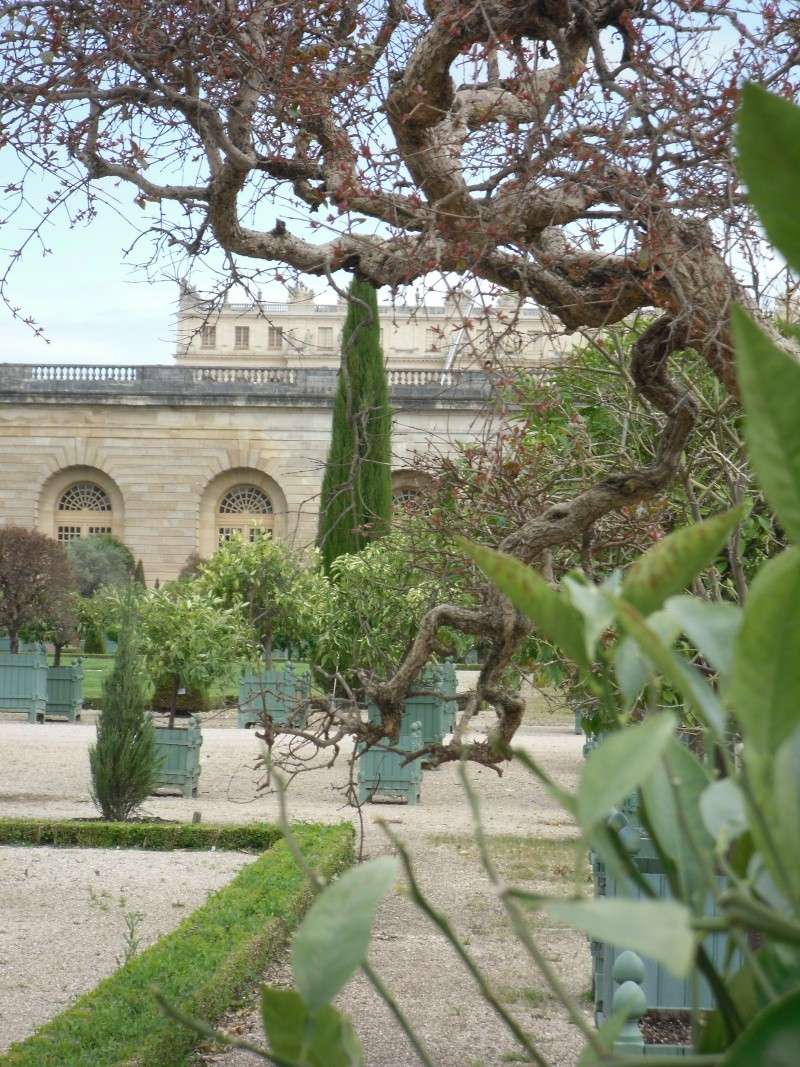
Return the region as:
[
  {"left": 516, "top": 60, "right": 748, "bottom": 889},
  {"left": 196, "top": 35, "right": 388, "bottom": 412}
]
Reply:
[
  {"left": 0, "top": 292, "right": 563, "bottom": 584},
  {"left": 176, "top": 284, "right": 568, "bottom": 370}
]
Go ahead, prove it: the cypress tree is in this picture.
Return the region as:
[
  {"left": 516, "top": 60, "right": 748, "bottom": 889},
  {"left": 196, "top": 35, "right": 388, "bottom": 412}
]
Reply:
[
  {"left": 89, "top": 585, "right": 159, "bottom": 820},
  {"left": 133, "top": 559, "right": 146, "bottom": 587},
  {"left": 318, "top": 278, "right": 392, "bottom": 573}
]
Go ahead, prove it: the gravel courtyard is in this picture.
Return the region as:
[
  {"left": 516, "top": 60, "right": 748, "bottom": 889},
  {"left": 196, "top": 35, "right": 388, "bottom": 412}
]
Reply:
[{"left": 0, "top": 699, "right": 591, "bottom": 1066}]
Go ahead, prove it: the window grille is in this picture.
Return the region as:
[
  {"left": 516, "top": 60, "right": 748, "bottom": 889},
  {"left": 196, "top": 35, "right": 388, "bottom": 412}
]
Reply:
[
  {"left": 57, "top": 483, "right": 112, "bottom": 512},
  {"left": 88, "top": 526, "right": 113, "bottom": 536},
  {"left": 234, "top": 326, "right": 250, "bottom": 349},
  {"left": 200, "top": 325, "right": 216, "bottom": 347},
  {"left": 268, "top": 326, "right": 283, "bottom": 350},
  {"left": 219, "top": 486, "right": 273, "bottom": 514},
  {"left": 57, "top": 526, "right": 82, "bottom": 543},
  {"left": 318, "top": 326, "right": 334, "bottom": 349}
]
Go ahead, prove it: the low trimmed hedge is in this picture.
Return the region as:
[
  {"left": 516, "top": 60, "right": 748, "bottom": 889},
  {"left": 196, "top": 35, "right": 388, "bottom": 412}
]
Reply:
[
  {"left": 0, "top": 822, "right": 354, "bottom": 1067},
  {"left": 0, "top": 817, "right": 283, "bottom": 852}
]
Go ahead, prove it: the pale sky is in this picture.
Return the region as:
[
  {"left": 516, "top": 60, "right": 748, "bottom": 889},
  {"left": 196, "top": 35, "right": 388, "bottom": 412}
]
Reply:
[{"left": 0, "top": 195, "right": 179, "bottom": 366}]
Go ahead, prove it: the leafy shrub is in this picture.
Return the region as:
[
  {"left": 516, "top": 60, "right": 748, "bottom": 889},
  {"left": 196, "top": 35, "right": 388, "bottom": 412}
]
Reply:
[{"left": 0, "top": 817, "right": 283, "bottom": 851}]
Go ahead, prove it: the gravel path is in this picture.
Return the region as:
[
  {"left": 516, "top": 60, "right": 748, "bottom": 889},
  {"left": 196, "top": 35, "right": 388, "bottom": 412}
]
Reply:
[
  {"left": 0, "top": 846, "right": 253, "bottom": 1052},
  {"left": 0, "top": 697, "right": 590, "bottom": 1066}
]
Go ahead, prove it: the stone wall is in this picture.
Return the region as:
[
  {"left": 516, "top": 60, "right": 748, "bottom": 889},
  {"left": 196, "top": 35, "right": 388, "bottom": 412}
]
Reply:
[{"left": 0, "top": 364, "right": 497, "bottom": 584}]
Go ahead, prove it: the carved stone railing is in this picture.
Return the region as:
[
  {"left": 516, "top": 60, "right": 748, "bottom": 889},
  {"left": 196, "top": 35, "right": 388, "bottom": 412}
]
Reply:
[
  {"left": 28, "top": 364, "right": 140, "bottom": 382},
  {"left": 191, "top": 367, "right": 297, "bottom": 385},
  {"left": 0, "top": 363, "right": 494, "bottom": 408}
]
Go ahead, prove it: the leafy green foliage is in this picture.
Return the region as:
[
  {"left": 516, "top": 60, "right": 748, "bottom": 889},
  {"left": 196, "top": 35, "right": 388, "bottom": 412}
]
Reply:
[
  {"left": 736, "top": 84, "right": 800, "bottom": 274},
  {"left": 0, "top": 825, "right": 354, "bottom": 1067},
  {"left": 718, "top": 988, "right": 800, "bottom": 1067},
  {"left": 576, "top": 713, "right": 676, "bottom": 830},
  {"left": 67, "top": 534, "right": 135, "bottom": 598},
  {"left": 137, "top": 584, "right": 253, "bottom": 725},
  {"left": 621, "top": 506, "right": 746, "bottom": 617},
  {"left": 291, "top": 857, "right": 397, "bottom": 1014},
  {"left": 0, "top": 817, "right": 283, "bottom": 852},
  {"left": 728, "top": 547, "right": 800, "bottom": 755},
  {"left": 733, "top": 306, "right": 800, "bottom": 544},
  {"left": 89, "top": 586, "right": 158, "bottom": 821},
  {"left": 313, "top": 524, "right": 469, "bottom": 681},
  {"left": 460, "top": 540, "right": 589, "bottom": 670},
  {"left": 197, "top": 535, "right": 321, "bottom": 663},
  {"left": 318, "top": 278, "right": 392, "bottom": 573},
  {"left": 545, "top": 898, "right": 695, "bottom": 978},
  {"left": 261, "top": 988, "right": 363, "bottom": 1067}
]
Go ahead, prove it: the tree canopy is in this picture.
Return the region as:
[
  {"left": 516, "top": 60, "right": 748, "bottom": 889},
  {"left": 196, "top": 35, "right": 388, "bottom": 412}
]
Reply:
[
  {"left": 2, "top": 1, "right": 798, "bottom": 766},
  {"left": 67, "top": 534, "right": 136, "bottom": 597},
  {"left": 0, "top": 526, "right": 77, "bottom": 653}
]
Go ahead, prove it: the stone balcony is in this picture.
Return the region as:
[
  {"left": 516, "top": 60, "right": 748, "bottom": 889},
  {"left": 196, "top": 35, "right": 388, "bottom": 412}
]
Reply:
[{"left": 0, "top": 363, "right": 499, "bottom": 410}]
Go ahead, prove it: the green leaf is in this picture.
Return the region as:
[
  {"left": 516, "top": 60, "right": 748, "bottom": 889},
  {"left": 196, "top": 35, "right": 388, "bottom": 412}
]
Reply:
[
  {"left": 736, "top": 84, "right": 800, "bottom": 274},
  {"left": 577, "top": 713, "right": 676, "bottom": 831},
  {"left": 563, "top": 575, "right": 615, "bottom": 661},
  {"left": 733, "top": 307, "right": 800, "bottom": 544},
  {"left": 663, "top": 596, "right": 742, "bottom": 681},
  {"left": 720, "top": 988, "right": 800, "bottom": 1066},
  {"left": 621, "top": 506, "right": 745, "bottom": 617},
  {"left": 546, "top": 897, "right": 695, "bottom": 978},
  {"left": 640, "top": 740, "right": 714, "bottom": 911},
  {"left": 729, "top": 547, "right": 800, "bottom": 755},
  {"left": 459, "top": 539, "right": 590, "bottom": 669},
  {"left": 292, "top": 857, "right": 397, "bottom": 1014},
  {"left": 700, "top": 779, "right": 748, "bottom": 846},
  {"left": 773, "top": 728, "right": 800, "bottom": 899},
  {"left": 261, "top": 987, "right": 363, "bottom": 1067},
  {"left": 615, "top": 600, "right": 727, "bottom": 736},
  {"left": 614, "top": 609, "right": 682, "bottom": 707},
  {"left": 699, "top": 945, "right": 800, "bottom": 1054}
]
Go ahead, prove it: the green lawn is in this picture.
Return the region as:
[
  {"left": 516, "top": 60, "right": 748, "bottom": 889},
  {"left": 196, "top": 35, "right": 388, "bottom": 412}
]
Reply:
[{"left": 58, "top": 653, "right": 311, "bottom": 707}]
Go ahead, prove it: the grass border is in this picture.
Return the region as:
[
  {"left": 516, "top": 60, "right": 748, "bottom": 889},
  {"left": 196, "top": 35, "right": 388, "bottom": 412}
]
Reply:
[
  {"left": 0, "top": 822, "right": 354, "bottom": 1067},
  {"left": 0, "top": 817, "right": 283, "bottom": 852}
]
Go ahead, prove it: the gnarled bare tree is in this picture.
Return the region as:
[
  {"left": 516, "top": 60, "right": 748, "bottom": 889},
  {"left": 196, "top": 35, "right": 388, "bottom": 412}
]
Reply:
[{"left": 1, "top": 0, "right": 797, "bottom": 770}]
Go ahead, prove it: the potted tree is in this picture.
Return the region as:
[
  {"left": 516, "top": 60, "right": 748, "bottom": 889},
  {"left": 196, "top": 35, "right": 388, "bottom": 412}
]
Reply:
[
  {"left": 197, "top": 535, "right": 318, "bottom": 729},
  {"left": 26, "top": 588, "right": 84, "bottom": 721},
  {"left": 138, "top": 585, "right": 251, "bottom": 796},
  {"left": 0, "top": 527, "right": 76, "bottom": 723}
]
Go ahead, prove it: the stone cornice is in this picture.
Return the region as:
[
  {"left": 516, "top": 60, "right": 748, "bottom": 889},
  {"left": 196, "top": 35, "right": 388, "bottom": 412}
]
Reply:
[{"left": 0, "top": 364, "right": 495, "bottom": 409}]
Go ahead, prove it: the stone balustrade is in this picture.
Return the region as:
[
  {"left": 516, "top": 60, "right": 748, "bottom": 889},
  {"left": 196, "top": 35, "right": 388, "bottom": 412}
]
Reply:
[{"left": 0, "top": 363, "right": 498, "bottom": 409}]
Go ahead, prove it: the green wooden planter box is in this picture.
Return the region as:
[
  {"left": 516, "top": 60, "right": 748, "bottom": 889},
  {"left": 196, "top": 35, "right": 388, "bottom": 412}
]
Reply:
[
  {"left": 358, "top": 721, "right": 422, "bottom": 805},
  {"left": 238, "top": 665, "right": 310, "bottom": 729},
  {"left": 45, "top": 662, "right": 84, "bottom": 721},
  {"left": 370, "top": 664, "right": 456, "bottom": 749},
  {"left": 0, "top": 637, "right": 46, "bottom": 653},
  {"left": 591, "top": 815, "right": 738, "bottom": 1026},
  {"left": 150, "top": 715, "right": 203, "bottom": 798},
  {"left": 439, "top": 660, "right": 458, "bottom": 732},
  {"left": 0, "top": 651, "right": 48, "bottom": 722}
]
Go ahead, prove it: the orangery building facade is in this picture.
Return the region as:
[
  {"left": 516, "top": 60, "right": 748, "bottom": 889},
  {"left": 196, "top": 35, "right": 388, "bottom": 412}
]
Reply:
[{"left": 0, "top": 291, "right": 564, "bottom": 584}]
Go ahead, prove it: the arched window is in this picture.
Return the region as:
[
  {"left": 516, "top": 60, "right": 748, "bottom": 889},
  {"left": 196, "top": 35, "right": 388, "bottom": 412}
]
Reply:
[
  {"left": 56, "top": 482, "right": 113, "bottom": 544},
  {"left": 391, "top": 471, "right": 430, "bottom": 513},
  {"left": 217, "top": 485, "right": 274, "bottom": 544},
  {"left": 392, "top": 486, "right": 422, "bottom": 511}
]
